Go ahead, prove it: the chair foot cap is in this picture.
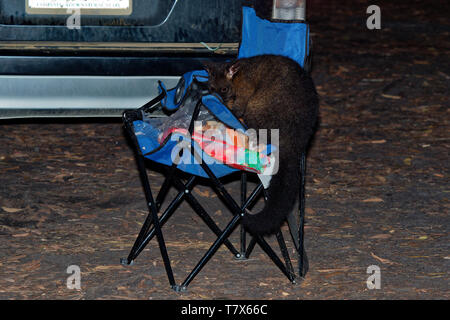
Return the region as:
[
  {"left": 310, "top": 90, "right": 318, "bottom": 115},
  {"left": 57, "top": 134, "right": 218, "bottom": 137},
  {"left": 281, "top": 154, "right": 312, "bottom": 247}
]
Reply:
[
  {"left": 234, "top": 253, "right": 248, "bottom": 261},
  {"left": 172, "top": 285, "right": 187, "bottom": 292},
  {"left": 120, "top": 258, "right": 134, "bottom": 266}
]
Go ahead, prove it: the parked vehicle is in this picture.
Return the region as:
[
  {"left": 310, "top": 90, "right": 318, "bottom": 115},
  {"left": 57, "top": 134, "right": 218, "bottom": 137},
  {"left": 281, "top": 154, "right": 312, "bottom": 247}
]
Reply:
[{"left": 0, "top": 0, "right": 241, "bottom": 118}]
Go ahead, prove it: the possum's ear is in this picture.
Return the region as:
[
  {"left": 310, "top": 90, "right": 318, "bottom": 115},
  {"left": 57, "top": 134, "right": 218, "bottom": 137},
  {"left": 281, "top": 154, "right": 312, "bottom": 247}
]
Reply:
[
  {"left": 202, "top": 61, "right": 216, "bottom": 75},
  {"left": 202, "top": 60, "right": 219, "bottom": 74},
  {"left": 226, "top": 61, "right": 241, "bottom": 80}
]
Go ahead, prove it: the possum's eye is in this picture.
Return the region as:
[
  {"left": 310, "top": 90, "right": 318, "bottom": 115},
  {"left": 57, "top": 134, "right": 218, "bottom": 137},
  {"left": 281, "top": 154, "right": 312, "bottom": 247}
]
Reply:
[{"left": 221, "top": 87, "right": 229, "bottom": 93}]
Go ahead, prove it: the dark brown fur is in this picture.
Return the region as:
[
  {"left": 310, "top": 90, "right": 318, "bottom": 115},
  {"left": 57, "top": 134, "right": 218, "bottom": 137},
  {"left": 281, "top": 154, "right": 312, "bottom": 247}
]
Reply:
[{"left": 204, "top": 55, "right": 318, "bottom": 235}]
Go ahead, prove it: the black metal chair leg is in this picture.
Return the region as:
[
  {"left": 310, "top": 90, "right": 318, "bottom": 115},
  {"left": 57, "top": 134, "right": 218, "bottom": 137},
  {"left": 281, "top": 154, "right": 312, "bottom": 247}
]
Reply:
[
  {"left": 136, "top": 154, "right": 176, "bottom": 287},
  {"left": 178, "top": 214, "right": 242, "bottom": 291},
  {"left": 181, "top": 195, "right": 241, "bottom": 257},
  {"left": 245, "top": 236, "right": 257, "bottom": 259},
  {"left": 155, "top": 164, "right": 177, "bottom": 209},
  {"left": 121, "top": 206, "right": 154, "bottom": 266},
  {"left": 244, "top": 232, "right": 296, "bottom": 283},
  {"left": 298, "top": 151, "right": 308, "bottom": 278},
  {"left": 239, "top": 172, "right": 247, "bottom": 259},
  {"left": 255, "top": 235, "right": 296, "bottom": 283},
  {"left": 276, "top": 230, "right": 296, "bottom": 282},
  {"left": 123, "top": 176, "right": 195, "bottom": 263},
  {"left": 122, "top": 161, "right": 181, "bottom": 265}
]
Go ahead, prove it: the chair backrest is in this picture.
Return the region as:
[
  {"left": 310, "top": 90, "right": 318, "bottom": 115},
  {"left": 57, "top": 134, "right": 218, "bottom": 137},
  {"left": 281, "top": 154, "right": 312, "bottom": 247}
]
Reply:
[{"left": 238, "top": 6, "right": 310, "bottom": 68}]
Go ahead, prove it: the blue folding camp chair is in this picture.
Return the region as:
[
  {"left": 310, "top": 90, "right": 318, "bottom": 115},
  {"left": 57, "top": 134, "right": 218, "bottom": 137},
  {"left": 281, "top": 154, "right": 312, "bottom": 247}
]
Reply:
[{"left": 120, "top": 5, "right": 311, "bottom": 291}]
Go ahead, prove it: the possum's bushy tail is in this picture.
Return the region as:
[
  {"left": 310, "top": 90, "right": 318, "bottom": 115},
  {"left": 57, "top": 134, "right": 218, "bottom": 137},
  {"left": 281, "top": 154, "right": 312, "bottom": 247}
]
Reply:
[{"left": 242, "top": 152, "right": 300, "bottom": 235}]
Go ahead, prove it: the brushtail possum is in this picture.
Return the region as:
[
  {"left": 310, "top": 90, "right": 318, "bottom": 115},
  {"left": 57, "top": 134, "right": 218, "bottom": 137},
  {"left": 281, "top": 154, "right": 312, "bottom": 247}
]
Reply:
[{"left": 204, "top": 55, "right": 318, "bottom": 235}]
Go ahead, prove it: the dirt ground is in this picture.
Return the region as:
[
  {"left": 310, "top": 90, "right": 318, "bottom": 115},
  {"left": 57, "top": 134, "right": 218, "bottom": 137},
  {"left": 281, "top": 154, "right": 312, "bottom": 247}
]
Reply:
[{"left": 0, "top": 1, "right": 448, "bottom": 300}]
